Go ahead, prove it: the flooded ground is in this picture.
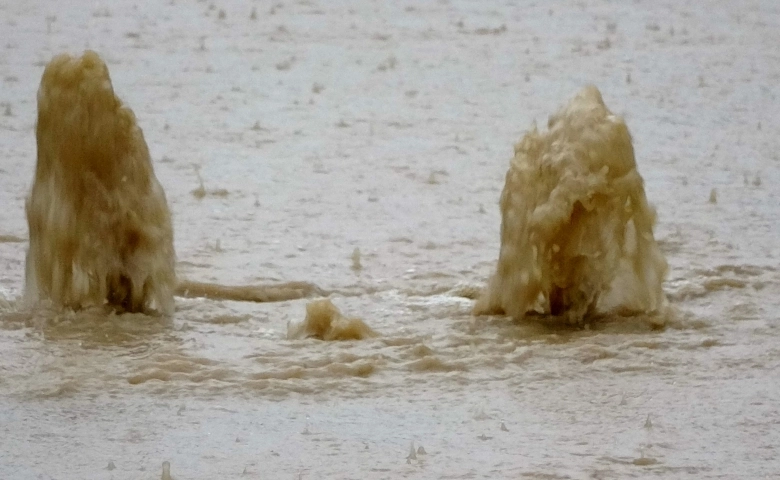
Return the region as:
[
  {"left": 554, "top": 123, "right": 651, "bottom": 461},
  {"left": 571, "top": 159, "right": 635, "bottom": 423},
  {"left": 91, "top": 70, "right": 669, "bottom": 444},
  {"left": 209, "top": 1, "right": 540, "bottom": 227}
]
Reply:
[{"left": 1, "top": 0, "right": 779, "bottom": 478}]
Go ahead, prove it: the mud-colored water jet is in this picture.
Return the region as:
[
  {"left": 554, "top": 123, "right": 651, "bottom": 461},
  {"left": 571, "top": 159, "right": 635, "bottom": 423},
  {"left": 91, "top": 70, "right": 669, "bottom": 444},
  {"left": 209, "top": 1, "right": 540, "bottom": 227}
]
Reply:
[
  {"left": 25, "top": 51, "right": 176, "bottom": 315},
  {"left": 475, "top": 86, "right": 667, "bottom": 323}
]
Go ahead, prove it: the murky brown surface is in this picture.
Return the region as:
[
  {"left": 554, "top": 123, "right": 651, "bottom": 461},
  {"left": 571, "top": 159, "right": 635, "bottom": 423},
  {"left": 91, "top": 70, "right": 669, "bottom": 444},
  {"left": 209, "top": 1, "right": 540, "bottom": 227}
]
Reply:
[{"left": 1, "top": 1, "right": 779, "bottom": 478}]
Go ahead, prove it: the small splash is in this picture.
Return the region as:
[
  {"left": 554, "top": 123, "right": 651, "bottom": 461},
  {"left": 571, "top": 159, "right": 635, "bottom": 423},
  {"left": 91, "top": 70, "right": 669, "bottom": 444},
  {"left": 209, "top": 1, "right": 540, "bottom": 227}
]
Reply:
[
  {"left": 407, "top": 441, "right": 417, "bottom": 461},
  {"left": 407, "top": 356, "right": 466, "bottom": 373},
  {"left": 633, "top": 455, "right": 658, "bottom": 466},
  {"left": 448, "top": 282, "right": 483, "bottom": 300},
  {"left": 161, "top": 461, "right": 172, "bottom": 480},
  {"left": 287, "top": 299, "right": 378, "bottom": 341},
  {"left": 191, "top": 166, "right": 206, "bottom": 199},
  {"left": 351, "top": 247, "right": 362, "bottom": 271},
  {"left": 0, "top": 293, "right": 12, "bottom": 312}
]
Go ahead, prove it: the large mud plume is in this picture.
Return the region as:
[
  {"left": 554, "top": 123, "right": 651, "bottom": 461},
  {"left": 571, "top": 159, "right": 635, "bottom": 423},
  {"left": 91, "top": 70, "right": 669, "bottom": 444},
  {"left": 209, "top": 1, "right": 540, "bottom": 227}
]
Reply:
[
  {"left": 475, "top": 86, "right": 667, "bottom": 323},
  {"left": 25, "top": 51, "right": 176, "bottom": 315}
]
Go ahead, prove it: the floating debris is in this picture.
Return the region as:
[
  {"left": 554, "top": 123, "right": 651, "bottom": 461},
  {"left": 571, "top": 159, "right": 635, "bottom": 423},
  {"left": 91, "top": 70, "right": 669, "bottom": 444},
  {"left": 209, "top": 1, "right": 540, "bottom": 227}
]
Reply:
[
  {"left": 500, "top": 422, "right": 509, "bottom": 432},
  {"left": 644, "top": 414, "right": 652, "bottom": 429},
  {"left": 107, "top": 460, "right": 116, "bottom": 471},
  {"left": 709, "top": 188, "right": 717, "bottom": 204}
]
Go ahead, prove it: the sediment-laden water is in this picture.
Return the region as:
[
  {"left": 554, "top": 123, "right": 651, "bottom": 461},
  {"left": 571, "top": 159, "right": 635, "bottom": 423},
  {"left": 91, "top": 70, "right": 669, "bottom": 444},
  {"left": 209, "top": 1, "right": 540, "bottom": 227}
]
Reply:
[{"left": 1, "top": 1, "right": 779, "bottom": 478}]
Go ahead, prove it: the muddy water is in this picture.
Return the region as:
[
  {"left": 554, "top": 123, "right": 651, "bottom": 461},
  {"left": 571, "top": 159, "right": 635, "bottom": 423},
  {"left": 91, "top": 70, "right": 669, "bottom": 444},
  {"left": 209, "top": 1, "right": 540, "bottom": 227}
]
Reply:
[{"left": 1, "top": 0, "right": 779, "bottom": 478}]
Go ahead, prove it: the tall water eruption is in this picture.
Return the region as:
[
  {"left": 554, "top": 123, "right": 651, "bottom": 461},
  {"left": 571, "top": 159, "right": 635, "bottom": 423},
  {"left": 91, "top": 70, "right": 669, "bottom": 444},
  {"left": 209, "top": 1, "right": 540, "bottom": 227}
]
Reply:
[
  {"left": 25, "top": 51, "right": 176, "bottom": 314},
  {"left": 475, "top": 86, "right": 668, "bottom": 323}
]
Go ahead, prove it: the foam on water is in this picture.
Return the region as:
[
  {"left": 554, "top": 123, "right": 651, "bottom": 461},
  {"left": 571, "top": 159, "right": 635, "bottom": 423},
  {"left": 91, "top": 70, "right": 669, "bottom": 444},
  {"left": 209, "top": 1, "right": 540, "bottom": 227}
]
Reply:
[{"left": 476, "top": 86, "right": 668, "bottom": 323}]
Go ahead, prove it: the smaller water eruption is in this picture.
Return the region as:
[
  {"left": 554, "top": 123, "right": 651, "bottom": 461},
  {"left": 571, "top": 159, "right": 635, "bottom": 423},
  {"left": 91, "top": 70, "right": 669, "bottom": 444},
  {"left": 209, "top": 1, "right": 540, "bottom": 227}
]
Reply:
[
  {"left": 161, "top": 460, "right": 172, "bottom": 480},
  {"left": 475, "top": 86, "right": 667, "bottom": 323},
  {"left": 288, "top": 299, "right": 378, "bottom": 341}
]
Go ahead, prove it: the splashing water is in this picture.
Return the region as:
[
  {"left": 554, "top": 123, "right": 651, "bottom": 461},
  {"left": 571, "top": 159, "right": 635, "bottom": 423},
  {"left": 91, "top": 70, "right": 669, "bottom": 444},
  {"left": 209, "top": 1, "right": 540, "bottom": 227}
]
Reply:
[{"left": 476, "top": 86, "right": 668, "bottom": 323}]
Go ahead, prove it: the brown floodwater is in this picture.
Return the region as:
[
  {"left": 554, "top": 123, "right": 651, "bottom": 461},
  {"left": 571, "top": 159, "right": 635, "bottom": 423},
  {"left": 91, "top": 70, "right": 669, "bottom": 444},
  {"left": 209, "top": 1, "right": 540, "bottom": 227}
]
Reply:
[{"left": 1, "top": 0, "right": 779, "bottom": 478}]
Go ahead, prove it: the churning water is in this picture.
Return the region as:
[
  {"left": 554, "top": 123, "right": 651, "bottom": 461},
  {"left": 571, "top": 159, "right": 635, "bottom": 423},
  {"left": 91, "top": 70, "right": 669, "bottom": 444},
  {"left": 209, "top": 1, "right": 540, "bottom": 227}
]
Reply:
[{"left": 1, "top": 0, "right": 779, "bottom": 478}]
